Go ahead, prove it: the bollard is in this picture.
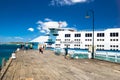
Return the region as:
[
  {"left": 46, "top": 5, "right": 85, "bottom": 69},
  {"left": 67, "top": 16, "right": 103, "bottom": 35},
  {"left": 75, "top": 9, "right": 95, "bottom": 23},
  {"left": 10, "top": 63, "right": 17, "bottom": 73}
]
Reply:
[
  {"left": 1, "top": 58, "right": 6, "bottom": 68},
  {"left": 106, "top": 52, "right": 108, "bottom": 60},
  {"left": 16, "top": 48, "right": 20, "bottom": 52},
  {"left": 11, "top": 52, "right": 16, "bottom": 59},
  {"left": 88, "top": 52, "right": 92, "bottom": 59},
  {"left": 75, "top": 56, "right": 79, "bottom": 59},
  {"left": 115, "top": 53, "right": 117, "bottom": 62}
]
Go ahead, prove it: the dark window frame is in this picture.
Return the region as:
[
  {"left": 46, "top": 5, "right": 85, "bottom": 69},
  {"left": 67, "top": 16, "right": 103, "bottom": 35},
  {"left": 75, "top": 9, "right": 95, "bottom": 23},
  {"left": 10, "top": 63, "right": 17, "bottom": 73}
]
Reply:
[
  {"left": 75, "top": 33, "right": 81, "bottom": 37},
  {"left": 97, "top": 33, "right": 105, "bottom": 37},
  {"left": 110, "top": 32, "right": 119, "bottom": 37},
  {"left": 85, "top": 33, "right": 92, "bottom": 37},
  {"left": 65, "top": 34, "right": 71, "bottom": 37}
]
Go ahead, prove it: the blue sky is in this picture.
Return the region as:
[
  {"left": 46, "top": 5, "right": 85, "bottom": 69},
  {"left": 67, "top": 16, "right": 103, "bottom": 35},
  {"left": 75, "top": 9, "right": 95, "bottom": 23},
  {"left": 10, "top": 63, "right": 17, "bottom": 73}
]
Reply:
[{"left": 0, "top": 0, "right": 119, "bottom": 42}]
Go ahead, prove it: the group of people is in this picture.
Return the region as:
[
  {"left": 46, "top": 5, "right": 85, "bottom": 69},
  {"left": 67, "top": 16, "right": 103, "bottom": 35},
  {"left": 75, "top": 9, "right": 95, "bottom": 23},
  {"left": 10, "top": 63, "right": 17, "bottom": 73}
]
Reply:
[
  {"left": 38, "top": 44, "right": 69, "bottom": 59},
  {"left": 20, "top": 43, "right": 33, "bottom": 50}
]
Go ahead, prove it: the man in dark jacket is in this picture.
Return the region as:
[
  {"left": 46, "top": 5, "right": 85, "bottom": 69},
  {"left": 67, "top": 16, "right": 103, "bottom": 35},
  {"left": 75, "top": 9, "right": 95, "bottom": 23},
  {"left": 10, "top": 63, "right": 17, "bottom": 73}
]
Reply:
[{"left": 64, "top": 45, "right": 68, "bottom": 59}]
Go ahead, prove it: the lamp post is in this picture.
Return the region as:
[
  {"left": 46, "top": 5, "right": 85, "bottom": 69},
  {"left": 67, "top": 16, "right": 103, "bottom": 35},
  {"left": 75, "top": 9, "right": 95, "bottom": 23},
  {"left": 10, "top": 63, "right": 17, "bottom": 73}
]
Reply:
[{"left": 85, "top": 9, "right": 95, "bottom": 59}]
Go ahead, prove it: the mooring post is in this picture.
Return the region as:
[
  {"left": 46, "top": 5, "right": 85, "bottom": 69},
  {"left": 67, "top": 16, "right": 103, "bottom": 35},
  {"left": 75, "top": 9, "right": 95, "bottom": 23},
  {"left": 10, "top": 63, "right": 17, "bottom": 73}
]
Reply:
[{"left": 1, "top": 58, "right": 6, "bottom": 69}]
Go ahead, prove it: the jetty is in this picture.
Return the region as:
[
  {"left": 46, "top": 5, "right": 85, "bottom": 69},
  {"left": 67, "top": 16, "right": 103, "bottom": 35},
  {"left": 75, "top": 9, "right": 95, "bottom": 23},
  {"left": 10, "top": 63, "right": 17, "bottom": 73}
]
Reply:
[{"left": 1, "top": 50, "right": 120, "bottom": 80}]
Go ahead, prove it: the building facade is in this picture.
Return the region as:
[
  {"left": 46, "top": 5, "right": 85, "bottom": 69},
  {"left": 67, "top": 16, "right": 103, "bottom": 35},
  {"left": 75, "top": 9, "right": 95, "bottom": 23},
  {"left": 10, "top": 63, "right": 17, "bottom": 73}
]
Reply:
[{"left": 54, "top": 28, "right": 120, "bottom": 51}]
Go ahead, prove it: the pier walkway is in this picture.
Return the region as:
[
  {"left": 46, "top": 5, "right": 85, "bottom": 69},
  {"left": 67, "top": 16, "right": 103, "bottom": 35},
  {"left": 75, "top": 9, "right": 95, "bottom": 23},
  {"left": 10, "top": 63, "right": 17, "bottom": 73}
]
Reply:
[{"left": 1, "top": 50, "right": 120, "bottom": 80}]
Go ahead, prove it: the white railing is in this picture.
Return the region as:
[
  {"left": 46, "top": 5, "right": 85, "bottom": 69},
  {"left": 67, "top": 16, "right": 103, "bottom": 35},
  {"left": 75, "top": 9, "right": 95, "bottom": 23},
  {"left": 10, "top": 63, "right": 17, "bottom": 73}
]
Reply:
[{"left": 95, "top": 51, "right": 120, "bottom": 62}]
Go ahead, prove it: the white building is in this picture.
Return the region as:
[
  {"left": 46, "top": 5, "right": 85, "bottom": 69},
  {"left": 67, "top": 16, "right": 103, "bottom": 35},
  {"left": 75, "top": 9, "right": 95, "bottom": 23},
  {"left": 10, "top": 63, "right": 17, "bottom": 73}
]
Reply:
[
  {"left": 54, "top": 28, "right": 120, "bottom": 51},
  {"left": 30, "top": 36, "right": 49, "bottom": 43}
]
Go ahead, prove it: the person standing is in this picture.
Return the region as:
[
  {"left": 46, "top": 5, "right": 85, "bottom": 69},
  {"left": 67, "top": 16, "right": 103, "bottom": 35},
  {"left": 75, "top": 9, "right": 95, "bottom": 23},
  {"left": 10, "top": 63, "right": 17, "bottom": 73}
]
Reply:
[
  {"left": 25, "top": 43, "right": 28, "bottom": 50},
  {"left": 30, "top": 44, "right": 33, "bottom": 49},
  {"left": 64, "top": 45, "right": 68, "bottom": 59},
  {"left": 39, "top": 46, "right": 43, "bottom": 54},
  {"left": 38, "top": 44, "right": 43, "bottom": 54}
]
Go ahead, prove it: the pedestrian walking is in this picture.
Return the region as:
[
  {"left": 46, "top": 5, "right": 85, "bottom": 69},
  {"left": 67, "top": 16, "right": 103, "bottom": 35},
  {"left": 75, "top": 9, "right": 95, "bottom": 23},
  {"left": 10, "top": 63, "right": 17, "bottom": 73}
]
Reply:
[{"left": 64, "top": 45, "right": 68, "bottom": 59}]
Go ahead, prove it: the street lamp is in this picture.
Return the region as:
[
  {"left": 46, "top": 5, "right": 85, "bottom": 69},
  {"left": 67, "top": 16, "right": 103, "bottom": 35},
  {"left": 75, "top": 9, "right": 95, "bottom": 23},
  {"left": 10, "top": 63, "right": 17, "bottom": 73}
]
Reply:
[{"left": 85, "top": 9, "right": 95, "bottom": 59}]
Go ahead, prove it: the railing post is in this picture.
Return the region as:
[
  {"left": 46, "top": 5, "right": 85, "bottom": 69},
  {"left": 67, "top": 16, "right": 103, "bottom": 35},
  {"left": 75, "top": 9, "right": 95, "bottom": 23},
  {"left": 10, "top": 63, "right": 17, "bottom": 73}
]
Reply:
[
  {"left": 115, "top": 53, "right": 117, "bottom": 62},
  {"left": 106, "top": 52, "right": 108, "bottom": 59}
]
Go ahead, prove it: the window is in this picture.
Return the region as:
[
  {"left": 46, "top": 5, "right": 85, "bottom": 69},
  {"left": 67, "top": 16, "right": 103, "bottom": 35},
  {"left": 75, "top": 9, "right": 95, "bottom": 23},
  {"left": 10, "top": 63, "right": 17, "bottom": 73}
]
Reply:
[
  {"left": 116, "top": 45, "right": 118, "bottom": 47},
  {"left": 85, "top": 39, "right": 91, "bottom": 41},
  {"left": 97, "top": 39, "right": 104, "bottom": 41},
  {"left": 113, "top": 45, "right": 115, "bottom": 47},
  {"left": 110, "top": 39, "right": 119, "bottom": 41},
  {"left": 85, "top": 33, "right": 92, "bottom": 37},
  {"left": 56, "top": 39, "right": 61, "bottom": 41},
  {"left": 116, "top": 33, "right": 119, "bottom": 36},
  {"left": 55, "top": 44, "right": 60, "bottom": 46},
  {"left": 65, "top": 34, "right": 71, "bottom": 37},
  {"left": 65, "top": 39, "right": 70, "bottom": 41},
  {"left": 97, "top": 33, "right": 105, "bottom": 37},
  {"left": 97, "top": 45, "right": 104, "bottom": 48},
  {"left": 110, "top": 32, "right": 119, "bottom": 37},
  {"left": 110, "top": 45, "right": 119, "bottom": 50},
  {"left": 110, "top": 45, "right": 119, "bottom": 48},
  {"left": 75, "top": 34, "right": 81, "bottom": 37}
]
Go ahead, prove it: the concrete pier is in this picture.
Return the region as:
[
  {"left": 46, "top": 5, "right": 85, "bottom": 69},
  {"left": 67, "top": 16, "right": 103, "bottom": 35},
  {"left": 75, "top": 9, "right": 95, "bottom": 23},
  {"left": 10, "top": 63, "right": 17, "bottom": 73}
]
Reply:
[{"left": 1, "top": 50, "right": 120, "bottom": 80}]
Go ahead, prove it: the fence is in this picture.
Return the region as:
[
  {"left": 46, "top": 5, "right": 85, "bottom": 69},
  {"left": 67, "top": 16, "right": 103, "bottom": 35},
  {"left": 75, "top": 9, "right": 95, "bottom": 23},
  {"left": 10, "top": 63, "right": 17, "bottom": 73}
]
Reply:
[
  {"left": 54, "top": 48, "right": 120, "bottom": 63},
  {"left": 95, "top": 51, "right": 120, "bottom": 63}
]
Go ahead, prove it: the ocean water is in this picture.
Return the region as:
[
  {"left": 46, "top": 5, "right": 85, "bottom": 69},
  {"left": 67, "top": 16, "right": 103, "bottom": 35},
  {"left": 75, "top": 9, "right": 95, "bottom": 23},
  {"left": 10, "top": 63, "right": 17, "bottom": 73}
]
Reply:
[{"left": 0, "top": 44, "right": 20, "bottom": 66}]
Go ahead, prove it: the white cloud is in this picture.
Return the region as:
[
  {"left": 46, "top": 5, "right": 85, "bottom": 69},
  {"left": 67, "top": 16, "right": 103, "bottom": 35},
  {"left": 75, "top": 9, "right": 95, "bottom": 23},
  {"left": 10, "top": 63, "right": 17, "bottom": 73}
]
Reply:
[
  {"left": 37, "top": 20, "right": 43, "bottom": 24},
  {"left": 14, "top": 37, "right": 24, "bottom": 40},
  {"left": 59, "top": 21, "right": 68, "bottom": 27},
  {"left": 28, "top": 28, "right": 34, "bottom": 32},
  {"left": 72, "top": 0, "right": 86, "bottom": 3},
  {"left": 44, "top": 18, "right": 52, "bottom": 21},
  {"left": 50, "top": 0, "right": 93, "bottom": 6},
  {"left": 36, "top": 19, "right": 68, "bottom": 33},
  {"left": 40, "top": 30, "right": 46, "bottom": 33}
]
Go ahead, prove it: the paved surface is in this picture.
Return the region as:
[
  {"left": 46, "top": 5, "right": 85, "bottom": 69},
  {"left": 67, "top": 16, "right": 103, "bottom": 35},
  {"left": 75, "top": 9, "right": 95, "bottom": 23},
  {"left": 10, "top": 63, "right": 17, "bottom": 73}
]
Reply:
[{"left": 1, "top": 49, "right": 120, "bottom": 80}]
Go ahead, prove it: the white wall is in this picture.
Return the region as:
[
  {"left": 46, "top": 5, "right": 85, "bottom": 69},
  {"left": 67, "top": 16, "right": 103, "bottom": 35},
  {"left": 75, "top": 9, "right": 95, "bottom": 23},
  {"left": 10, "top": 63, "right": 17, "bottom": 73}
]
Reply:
[{"left": 55, "top": 28, "right": 120, "bottom": 51}]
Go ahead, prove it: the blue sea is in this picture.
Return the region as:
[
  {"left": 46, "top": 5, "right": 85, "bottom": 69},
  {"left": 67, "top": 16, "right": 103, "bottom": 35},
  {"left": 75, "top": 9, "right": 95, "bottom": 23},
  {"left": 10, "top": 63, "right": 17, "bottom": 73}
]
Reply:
[
  {"left": 0, "top": 44, "right": 20, "bottom": 66},
  {"left": 0, "top": 42, "right": 39, "bottom": 66}
]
